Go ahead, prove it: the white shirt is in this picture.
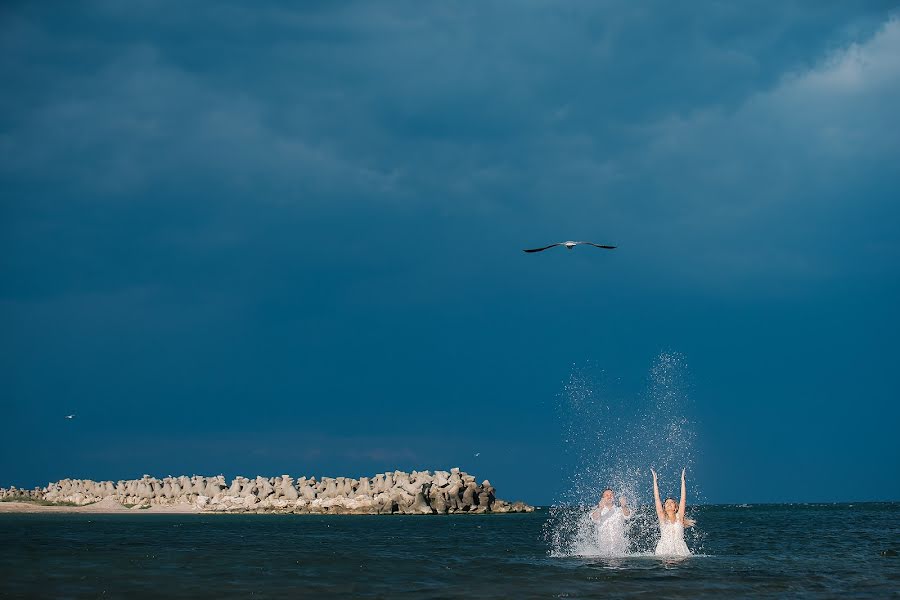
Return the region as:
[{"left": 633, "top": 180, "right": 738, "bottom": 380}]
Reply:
[{"left": 590, "top": 505, "right": 631, "bottom": 554}]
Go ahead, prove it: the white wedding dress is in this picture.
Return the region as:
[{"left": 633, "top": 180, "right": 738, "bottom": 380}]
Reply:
[{"left": 655, "top": 519, "right": 690, "bottom": 556}]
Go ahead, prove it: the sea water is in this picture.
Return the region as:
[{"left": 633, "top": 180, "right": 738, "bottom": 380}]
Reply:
[{"left": 1, "top": 505, "right": 898, "bottom": 598}]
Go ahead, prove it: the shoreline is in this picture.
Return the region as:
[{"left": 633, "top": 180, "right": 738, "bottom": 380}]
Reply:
[
  {"left": 0, "top": 500, "right": 541, "bottom": 515},
  {"left": 0, "top": 497, "right": 201, "bottom": 514}
]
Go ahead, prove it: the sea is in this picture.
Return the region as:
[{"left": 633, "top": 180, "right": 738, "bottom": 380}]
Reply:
[{"left": 1, "top": 502, "right": 898, "bottom": 598}]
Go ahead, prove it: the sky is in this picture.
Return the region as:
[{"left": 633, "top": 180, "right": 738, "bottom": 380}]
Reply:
[{"left": 1, "top": 1, "right": 899, "bottom": 505}]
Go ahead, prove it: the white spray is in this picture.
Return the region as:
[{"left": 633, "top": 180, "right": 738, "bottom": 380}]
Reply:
[{"left": 544, "top": 352, "right": 703, "bottom": 556}]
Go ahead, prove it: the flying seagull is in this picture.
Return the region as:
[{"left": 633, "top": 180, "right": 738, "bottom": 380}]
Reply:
[
  {"left": 64, "top": 414, "right": 75, "bottom": 420},
  {"left": 523, "top": 241, "right": 617, "bottom": 253}
]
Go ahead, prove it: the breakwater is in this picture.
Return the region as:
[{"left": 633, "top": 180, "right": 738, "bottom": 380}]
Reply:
[{"left": 2, "top": 469, "right": 534, "bottom": 514}]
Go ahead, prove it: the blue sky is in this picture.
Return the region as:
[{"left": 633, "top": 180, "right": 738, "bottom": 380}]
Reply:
[{"left": 2, "top": 1, "right": 899, "bottom": 505}]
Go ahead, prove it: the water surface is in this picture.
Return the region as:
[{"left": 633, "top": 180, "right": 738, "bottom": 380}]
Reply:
[{"left": 1, "top": 503, "right": 897, "bottom": 598}]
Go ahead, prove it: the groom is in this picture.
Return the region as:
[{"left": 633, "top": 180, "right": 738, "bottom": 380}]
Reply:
[{"left": 590, "top": 488, "right": 632, "bottom": 554}]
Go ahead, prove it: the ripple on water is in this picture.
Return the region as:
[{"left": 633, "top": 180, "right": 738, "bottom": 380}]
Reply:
[{"left": 0, "top": 505, "right": 898, "bottom": 598}]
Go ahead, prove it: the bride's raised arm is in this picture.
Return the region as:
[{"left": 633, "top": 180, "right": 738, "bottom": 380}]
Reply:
[
  {"left": 651, "top": 468, "right": 664, "bottom": 522},
  {"left": 679, "top": 468, "right": 687, "bottom": 525}
]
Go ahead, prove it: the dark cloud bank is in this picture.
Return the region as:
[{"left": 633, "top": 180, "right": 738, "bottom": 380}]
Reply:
[{"left": 1, "top": 1, "right": 898, "bottom": 504}]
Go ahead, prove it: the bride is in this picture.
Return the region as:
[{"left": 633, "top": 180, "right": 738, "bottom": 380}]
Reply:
[{"left": 651, "top": 468, "right": 693, "bottom": 557}]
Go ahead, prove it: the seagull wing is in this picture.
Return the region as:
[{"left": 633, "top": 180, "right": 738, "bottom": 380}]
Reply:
[
  {"left": 579, "top": 242, "right": 617, "bottom": 250},
  {"left": 523, "top": 243, "right": 562, "bottom": 253}
]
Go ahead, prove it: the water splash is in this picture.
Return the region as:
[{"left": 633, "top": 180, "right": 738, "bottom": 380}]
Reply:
[{"left": 545, "top": 352, "right": 703, "bottom": 556}]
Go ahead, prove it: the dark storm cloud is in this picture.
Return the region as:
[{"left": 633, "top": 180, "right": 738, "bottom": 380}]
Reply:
[
  {"left": 3, "top": 3, "right": 896, "bottom": 289},
  {"left": 1, "top": 1, "right": 898, "bottom": 502}
]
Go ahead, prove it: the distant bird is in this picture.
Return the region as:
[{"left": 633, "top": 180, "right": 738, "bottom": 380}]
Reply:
[
  {"left": 64, "top": 414, "right": 75, "bottom": 420},
  {"left": 523, "top": 241, "right": 616, "bottom": 253},
  {"left": 474, "top": 452, "right": 481, "bottom": 457}
]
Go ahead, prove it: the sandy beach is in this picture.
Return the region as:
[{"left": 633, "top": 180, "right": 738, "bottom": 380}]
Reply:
[{"left": 0, "top": 497, "right": 201, "bottom": 514}]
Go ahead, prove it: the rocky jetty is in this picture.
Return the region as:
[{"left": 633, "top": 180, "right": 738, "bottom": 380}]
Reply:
[
  {"left": 0, "top": 486, "right": 44, "bottom": 501},
  {"left": 3, "top": 469, "right": 534, "bottom": 515}
]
